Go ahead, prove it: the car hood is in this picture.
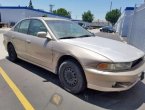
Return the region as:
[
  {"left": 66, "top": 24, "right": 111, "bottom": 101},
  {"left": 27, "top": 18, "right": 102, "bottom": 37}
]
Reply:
[{"left": 61, "top": 36, "right": 144, "bottom": 62}]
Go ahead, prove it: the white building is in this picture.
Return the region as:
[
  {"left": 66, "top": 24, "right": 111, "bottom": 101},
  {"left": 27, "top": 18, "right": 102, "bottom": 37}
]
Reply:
[
  {"left": 115, "top": 7, "right": 134, "bottom": 37},
  {"left": 116, "top": 2, "right": 145, "bottom": 52},
  {"left": 0, "top": 6, "right": 69, "bottom": 24},
  {"left": 128, "top": 3, "right": 145, "bottom": 52}
]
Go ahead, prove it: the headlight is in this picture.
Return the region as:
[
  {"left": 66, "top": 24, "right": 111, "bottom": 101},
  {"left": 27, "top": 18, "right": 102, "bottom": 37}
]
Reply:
[{"left": 97, "top": 62, "right": 132, "bottom": 71}]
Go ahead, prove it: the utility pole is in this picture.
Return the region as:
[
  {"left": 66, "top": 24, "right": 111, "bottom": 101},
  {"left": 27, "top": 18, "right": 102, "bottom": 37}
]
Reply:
[
  {"left": 49, "top": 4, "right": 54, "bottom": 13},
  {"left": 108, "top": 1, "right": 112, "bottom": 26},
  {"left": 110, "top": 1, "right": 112, "bottom": 11}
]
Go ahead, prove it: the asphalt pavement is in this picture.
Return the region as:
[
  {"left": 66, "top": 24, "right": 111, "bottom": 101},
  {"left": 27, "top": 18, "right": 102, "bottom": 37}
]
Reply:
[{"left": 0, "top": 28, "right": 145, "bottom": 110}]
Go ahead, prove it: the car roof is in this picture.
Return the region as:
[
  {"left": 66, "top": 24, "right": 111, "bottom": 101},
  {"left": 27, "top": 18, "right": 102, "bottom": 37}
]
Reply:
[
  {"left": 12, "top": 17, "right": 70, "bottom": 31},
  {"left": 26, "top": 17, "right": 70, "bottom": 21}
]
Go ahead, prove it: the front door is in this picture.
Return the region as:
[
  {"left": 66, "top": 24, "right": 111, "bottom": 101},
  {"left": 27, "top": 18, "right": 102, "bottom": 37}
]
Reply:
[{"left": 26, "top": 19, "right": 53, "bottom": 70}]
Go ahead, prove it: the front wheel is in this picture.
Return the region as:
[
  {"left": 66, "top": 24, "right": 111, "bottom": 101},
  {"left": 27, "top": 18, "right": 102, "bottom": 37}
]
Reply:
[{"left": 58, "top": 60, "right": 86, "bottom": 94}]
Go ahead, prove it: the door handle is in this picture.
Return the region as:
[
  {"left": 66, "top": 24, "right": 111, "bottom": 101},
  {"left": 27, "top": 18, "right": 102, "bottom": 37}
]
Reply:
[{"left": 26, "top": 39, "right": 31, "bottom": 43}]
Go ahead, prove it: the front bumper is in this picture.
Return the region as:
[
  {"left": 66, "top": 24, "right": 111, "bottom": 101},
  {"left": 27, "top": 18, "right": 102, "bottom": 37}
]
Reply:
[{"left": 84, "top": 61, "right": 145, "bottom": 92}]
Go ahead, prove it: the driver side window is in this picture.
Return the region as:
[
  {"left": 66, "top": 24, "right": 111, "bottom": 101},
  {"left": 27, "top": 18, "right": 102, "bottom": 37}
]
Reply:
[{"left": 28, "top": 20, "right": 47, "bottom": 36}]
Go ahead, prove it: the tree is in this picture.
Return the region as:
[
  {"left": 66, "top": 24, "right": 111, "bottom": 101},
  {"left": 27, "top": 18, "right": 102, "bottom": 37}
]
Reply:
[
  {"left": 105, "top": 9, "right": 121, "bottom": 26},
  {"left": 28, "top": 0, "right": 34, "bottom": 9},
  {"left": 53, "top": 8, "right": 71, "bottom": 18},
  {"left": 82, "top": 10, "right": 94, "bottom": 23}
]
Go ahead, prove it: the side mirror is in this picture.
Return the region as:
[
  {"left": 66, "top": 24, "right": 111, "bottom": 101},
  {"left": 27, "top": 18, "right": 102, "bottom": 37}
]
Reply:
[
  {"left": 37, "top": 32, "right": 47, "bottom": 38},
  {"left": 46, "top": 34, "right": 52, "bottom": 40}
]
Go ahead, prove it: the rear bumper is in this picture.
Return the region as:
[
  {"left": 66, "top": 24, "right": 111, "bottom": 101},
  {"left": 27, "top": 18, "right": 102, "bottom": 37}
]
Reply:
[{"left": 84, "top": 62, "right": 145, "bottom": 92}]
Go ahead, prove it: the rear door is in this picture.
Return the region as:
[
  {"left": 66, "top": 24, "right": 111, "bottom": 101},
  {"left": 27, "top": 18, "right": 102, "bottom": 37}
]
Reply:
[
  {"left": 26, "top": 19, "right": 53, "bottom": 69},
  {"left": 11, "top": 19, "right": 30, "bottom": 58}
]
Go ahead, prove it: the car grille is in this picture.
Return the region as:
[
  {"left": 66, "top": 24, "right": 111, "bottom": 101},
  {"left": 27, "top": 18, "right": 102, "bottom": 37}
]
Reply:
[{"left": 131, "top": 57, "right": 143, "bottom": 68}]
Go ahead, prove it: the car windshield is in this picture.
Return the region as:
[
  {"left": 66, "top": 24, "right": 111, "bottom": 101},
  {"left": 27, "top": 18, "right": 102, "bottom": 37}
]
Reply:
[{"left": 45, "top": 20, "right": 93, "bottom": 39}]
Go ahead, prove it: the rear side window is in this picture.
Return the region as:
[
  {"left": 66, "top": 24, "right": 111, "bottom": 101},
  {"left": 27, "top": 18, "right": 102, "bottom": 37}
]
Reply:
[
  {"left": 28, "top": 20, "right": 47, "bottom": 36},
  {"left": 14, "top": 23, "right": 21, "bottom": 32},
  {"left": 19, "top": 20, "right": 30, "bottom": 34}
]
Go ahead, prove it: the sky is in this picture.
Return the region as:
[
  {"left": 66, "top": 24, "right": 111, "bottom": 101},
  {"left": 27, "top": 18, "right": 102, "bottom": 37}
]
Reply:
[{"left": 0, "top": 0, "right": 144, "bottom": 20}]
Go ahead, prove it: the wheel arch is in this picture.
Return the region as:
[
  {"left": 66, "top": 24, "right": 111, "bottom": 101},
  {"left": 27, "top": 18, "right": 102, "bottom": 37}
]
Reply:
[
  {"left": 56, "top": 55, "right": 85, "bottom": 76},
  {"left": 7, "top": 42, "right": 17, "bottom": 52},
  {"left": 7, "top": 42, "right": 13, "bottom": 50}
]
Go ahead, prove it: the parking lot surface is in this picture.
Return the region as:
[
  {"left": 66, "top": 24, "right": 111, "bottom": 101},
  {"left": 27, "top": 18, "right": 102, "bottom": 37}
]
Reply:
[{"left": 0, "top": 29, "right": 145, "bottom": 110}]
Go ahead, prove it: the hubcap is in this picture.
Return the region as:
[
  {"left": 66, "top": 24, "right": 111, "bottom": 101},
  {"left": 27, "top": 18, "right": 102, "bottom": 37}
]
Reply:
[{"left": 63, "top": 67, "right": 78, "bottom": 87}]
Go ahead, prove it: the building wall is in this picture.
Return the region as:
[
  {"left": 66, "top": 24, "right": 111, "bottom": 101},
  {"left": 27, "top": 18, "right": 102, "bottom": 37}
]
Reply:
[
  {"left": 122, "top": 11, "right": 134, "bottom": 37},
  {"left": 0, "top": 9, "right": 26, "bottom": 23},
  {"left": 115, "top": 13, "right": 124, "bottom": 34},
  {"left": 115, "top": 9, "right": 134, "bottom": 37},
  {"left": 92, "top": 20, "right": 108, "bottom": 27},
  {"left": 0, "top": 7, "right": 69, "bottom": 24},
  {"left": 25, "top": 9, "right": 64, "bottom": 19},
  {"left": 128, "top": 4, "right": 145, "bottom": 52}
]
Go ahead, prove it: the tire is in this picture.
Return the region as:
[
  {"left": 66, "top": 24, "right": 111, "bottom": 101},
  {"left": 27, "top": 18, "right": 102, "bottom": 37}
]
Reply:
[
  {"left": 58, "top": 60, "right": 86, "bottom": 94},
  {"left": 7, "top": 43, "right": 17, "bottom": 62}
]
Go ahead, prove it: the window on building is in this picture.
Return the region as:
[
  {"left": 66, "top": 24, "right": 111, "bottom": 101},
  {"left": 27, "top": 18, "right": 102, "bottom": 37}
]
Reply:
[
  {"left": 28, "top": 20, "right": 47, "bottom": 36},
  {"left": 19, "top": 20, "right": 31, "bottom": 34}
]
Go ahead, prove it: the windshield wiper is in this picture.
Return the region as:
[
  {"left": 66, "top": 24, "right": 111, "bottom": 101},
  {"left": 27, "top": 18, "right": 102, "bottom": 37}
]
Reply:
[
  {"left": 59, "top": 36, "right": 76, "bottom": 39},
  {"left": 79, "top": 34, "right": 93, "bottom": 38},
  {"left": 59, "top": 34, "right": 94, "bottom": 39}
]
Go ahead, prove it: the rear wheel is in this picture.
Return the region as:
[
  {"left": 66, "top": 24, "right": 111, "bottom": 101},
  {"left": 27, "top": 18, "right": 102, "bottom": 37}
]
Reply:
[
  {"left": 58, "top": 60, "right": 86, "bottom": 94},
  {"left": 7, "top": 43, "right": 17, "bottom": 62}
]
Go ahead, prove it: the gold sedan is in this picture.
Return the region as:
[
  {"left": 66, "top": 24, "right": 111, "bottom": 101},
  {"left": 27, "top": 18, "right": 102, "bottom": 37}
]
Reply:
[{"left": 3, "top": 17, "right": 145, "bottom": 94}]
